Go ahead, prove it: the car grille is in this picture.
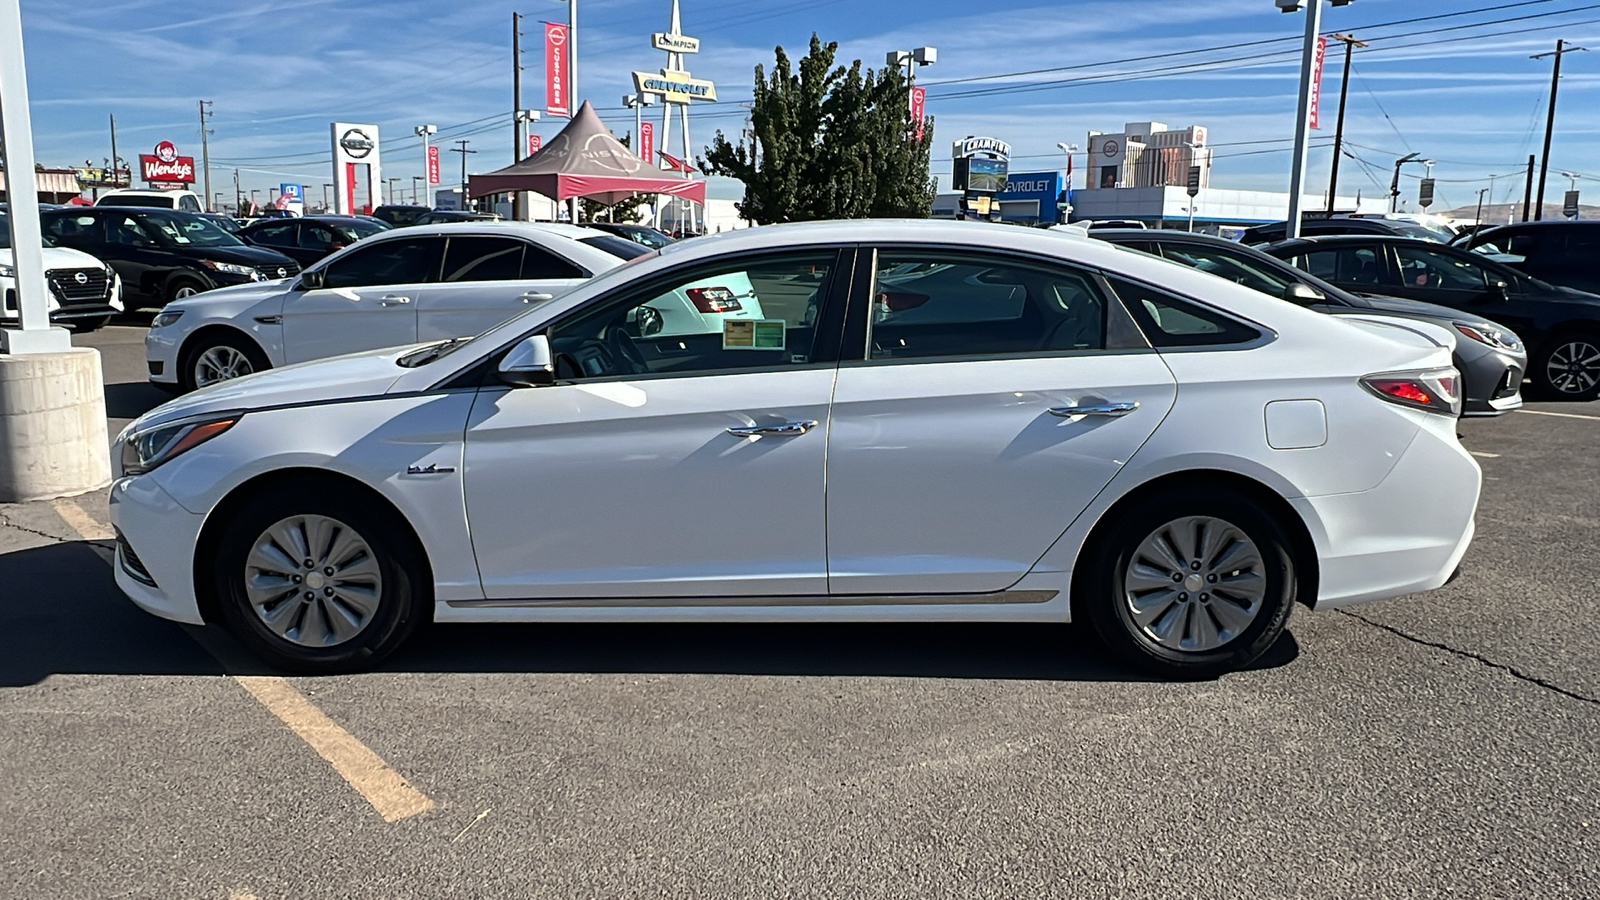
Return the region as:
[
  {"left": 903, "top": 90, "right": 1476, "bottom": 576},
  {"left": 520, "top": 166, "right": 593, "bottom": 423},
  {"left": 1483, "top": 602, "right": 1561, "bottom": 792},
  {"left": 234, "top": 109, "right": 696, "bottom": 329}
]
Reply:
[
  {"left": 46, "top": 268, "right": 110, "bottom": 307},
  {"left": 115, "top": 530, "right": 158, "bottom": 587}
]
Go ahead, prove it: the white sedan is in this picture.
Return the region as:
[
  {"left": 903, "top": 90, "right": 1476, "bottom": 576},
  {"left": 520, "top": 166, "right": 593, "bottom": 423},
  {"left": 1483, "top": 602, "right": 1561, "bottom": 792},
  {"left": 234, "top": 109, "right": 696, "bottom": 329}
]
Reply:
[
  {"left": 144, "top": 222, "right": 650, "bottom": 391},
  {"left": 110, "top": 219, "right": 1480, "bottom": 677}
]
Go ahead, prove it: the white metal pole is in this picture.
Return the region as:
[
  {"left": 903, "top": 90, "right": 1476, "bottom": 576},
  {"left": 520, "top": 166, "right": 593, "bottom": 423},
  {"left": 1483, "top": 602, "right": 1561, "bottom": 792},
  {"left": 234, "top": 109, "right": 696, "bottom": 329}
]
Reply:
[
  {"left": 1285, "top": 0, "right": 1324, "bottom": 241},
  {"left": 0, "top": 0, "right": 67, "bottom": 353},
  {"left": 569, "top": 0, "right": 578, "bottom": 116}
]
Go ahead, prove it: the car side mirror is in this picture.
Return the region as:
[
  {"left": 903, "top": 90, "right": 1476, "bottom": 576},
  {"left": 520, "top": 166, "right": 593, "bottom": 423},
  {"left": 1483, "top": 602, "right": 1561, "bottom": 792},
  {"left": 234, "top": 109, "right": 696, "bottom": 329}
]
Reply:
[
  {"left": 636, "top": 305, "right": 664, "bottom": 337},
  {"left": 497, "top": 334, "right": 555, "bottom": 387},
  {"left": 298, "top": 270, "right": 324, "bottom": 290},
  {"left": 1282, "top": 282, "right": 1325, "bottom": 305}
]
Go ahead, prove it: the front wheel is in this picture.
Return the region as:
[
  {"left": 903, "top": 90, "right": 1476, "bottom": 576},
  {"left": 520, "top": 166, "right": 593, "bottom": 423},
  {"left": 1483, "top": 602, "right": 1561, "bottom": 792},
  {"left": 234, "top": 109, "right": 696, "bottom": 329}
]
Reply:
[
  {"left": 180, "top": 331, "right": 270, "bottom": 391},
  {"left": 212, "top": 484, "right": 429, "bottom": 673},
  {"left": 1083, "top": 487, "right": 1297, "bottom": 679},
  {"left": 1532, "top": 333, "right": 1600, "bottom": 401}
]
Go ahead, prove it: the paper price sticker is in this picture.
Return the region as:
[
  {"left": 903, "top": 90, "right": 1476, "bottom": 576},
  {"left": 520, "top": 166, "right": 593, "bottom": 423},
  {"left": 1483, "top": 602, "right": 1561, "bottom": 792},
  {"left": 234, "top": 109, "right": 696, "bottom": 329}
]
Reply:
[{"left": 723, "top": 319, "right": 786, "bottom": 351}]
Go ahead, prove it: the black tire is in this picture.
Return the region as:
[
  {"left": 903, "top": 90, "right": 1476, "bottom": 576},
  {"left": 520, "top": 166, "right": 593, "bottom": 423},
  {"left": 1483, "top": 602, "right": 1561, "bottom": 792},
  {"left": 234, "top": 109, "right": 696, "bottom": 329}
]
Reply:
[
  {"left": 212, "top": 481, "right": 429, "bottom": 674},
  {"left": 1082, "top": 486, "right": 1297, "bottom": 679},
  {"left": 71, "top": 315, "right": 112, "bottom": 333},
  {"left": 166, "top": 275, "right": 208, "bottom": 305},
  {"left": 1530, "top": 331, "right": 1600, "bottom": 402},
  {"left": 178, "top": 330, "right": 271, "bottom": 392}
]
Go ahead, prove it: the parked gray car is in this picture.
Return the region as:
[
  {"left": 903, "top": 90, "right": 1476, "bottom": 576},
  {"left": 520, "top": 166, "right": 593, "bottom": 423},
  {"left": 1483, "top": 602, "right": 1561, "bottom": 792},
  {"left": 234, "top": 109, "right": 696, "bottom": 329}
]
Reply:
[{"left": 1089, "top": 229, "right": 1525, "bottom": 417}]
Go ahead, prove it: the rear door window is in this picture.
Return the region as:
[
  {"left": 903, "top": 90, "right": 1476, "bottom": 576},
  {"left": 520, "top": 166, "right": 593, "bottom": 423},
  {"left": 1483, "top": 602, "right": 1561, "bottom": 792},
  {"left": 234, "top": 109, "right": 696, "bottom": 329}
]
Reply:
[
  {"left": 442, "top": 236, "right": 526, "bottom": 282},
  {"left": 250, "top": 222, "right": 298, "bottom": 248},
  {"left": 521, "top": 244, "right": 585, "bottom": 279},
  {"left": 1299, "top": 246, "right": 1385, "bottom": 286}
]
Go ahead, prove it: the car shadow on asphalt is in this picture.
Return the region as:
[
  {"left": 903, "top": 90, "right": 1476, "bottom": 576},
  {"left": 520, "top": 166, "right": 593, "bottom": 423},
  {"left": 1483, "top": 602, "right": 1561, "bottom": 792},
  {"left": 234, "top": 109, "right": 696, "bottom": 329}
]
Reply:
[
  {"left": 0, "top": 541, "right": 1300, "bottom": 686},
  {"left": 103, "top": 381, "right": 172, "bottom": 421}
]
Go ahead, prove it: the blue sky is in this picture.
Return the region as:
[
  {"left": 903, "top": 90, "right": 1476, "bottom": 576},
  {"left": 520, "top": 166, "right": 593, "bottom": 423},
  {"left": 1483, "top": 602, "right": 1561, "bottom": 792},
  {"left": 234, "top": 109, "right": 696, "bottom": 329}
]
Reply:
[{"left": 15, "top": 0, "right": 1600, "bottom": 212}]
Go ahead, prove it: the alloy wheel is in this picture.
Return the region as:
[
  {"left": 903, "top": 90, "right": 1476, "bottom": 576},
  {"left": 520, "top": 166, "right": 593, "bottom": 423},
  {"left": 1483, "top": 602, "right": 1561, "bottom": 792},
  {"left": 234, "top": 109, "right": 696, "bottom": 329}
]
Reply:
[
  {"left": 243, "top": 514, "right": 384, "bottom": 648},
  {"left": 173, "top": 285, "right": 199, "bottom": 299},
  {"left": 1544, "top": 339, "right": 1600, "bottom": 395},
  {"left": 193, "top": 345, "right": 253, "bottom": 387},
  {"left": 1122, "top": 515, "right": 1266, "bottom": 653}
]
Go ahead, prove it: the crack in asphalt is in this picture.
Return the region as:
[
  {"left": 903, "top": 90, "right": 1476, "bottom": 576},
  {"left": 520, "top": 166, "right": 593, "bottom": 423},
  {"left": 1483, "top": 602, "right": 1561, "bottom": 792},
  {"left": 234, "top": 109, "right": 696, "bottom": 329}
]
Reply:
[
  {"left": 1337, "top": 608, "right": 1600, "bottom": 707},
  {"left": 0, "top": 513, "right": 72, "bottom": 545}
]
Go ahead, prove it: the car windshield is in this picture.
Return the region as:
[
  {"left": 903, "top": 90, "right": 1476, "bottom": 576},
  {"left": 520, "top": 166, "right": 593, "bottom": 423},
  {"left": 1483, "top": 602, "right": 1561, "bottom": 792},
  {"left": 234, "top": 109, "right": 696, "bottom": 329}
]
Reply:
[
  {"left": 0, "top": 214, "right": 58, "bottom": 248},
  {"left": 1159, "top": 245, "right": 1297, "bottom": 297},
  {"left": 137, "top": 210, "right": 244, "bottom": 248},
  {"left": 96, "top": 194, "right": 172, "bottom": 208},
  {"left": 618, "top": 227, "right": 673, "bottom": 249},
  {"left": 580, "top": 234, "right": 653, "bottom": 260},
  {"left": 339, "top": 219, "right": 389, "bottom": 241}
]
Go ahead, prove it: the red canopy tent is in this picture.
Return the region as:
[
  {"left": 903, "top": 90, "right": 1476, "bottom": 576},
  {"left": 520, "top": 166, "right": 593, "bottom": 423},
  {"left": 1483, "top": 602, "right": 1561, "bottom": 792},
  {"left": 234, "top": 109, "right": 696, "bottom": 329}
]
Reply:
[{"left": 467, "top": 101, "right": 705, "bottom": 206}]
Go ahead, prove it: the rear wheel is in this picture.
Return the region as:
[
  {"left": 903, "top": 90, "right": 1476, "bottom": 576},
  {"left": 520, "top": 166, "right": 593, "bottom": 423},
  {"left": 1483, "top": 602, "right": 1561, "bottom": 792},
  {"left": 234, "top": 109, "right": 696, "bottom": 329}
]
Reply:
[
  {"left": 180, "top": 330, "right": 270, "bottom": 391},
  {"left": 212, "top": 483, "right": 429, "bottom": 673},
  {"left": 1083, "top": 487, "right": 1296, "bottom": 679},
  {"left": 1532, "top": 332, "right": 1600, "bottom": 401}
]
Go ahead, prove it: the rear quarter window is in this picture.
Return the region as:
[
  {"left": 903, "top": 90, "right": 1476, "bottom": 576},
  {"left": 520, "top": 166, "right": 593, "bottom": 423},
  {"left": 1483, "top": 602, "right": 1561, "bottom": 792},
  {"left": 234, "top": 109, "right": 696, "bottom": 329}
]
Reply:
[{"left": 1105, "top": 276, "right": 1264, "bottom": 348}]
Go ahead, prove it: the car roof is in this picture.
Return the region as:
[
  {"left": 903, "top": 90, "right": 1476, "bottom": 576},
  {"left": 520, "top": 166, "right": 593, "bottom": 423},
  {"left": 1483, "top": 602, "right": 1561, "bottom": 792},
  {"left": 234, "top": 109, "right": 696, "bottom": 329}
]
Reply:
[
  {"left": 1091, "top": 229, "right": 1239, "bottom": 245},
  {"left": 333, "top": 220, "right": 623, "bottom": 271},
  {"left": 1261, "top": 234, "right": 1450, "bottom": 247}
]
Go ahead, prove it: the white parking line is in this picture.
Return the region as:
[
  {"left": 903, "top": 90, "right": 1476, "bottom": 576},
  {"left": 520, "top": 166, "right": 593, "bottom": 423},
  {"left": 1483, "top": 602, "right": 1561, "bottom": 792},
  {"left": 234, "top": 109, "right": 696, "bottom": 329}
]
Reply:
[
  {"left": 55, "top": 499, "right": 435, "bottom": 824},
  {"left": 1470, "top": 451, "right": 1501, "bottom": 458},
  {"left": 1518, "top": 408, "right": 1600, "bottom": 421}
]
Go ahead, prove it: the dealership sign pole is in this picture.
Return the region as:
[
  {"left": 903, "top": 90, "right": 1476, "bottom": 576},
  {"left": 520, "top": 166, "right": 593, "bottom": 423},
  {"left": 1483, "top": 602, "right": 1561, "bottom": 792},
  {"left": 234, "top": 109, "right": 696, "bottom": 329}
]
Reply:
[
  {"left": 634, "top": 0, "right": 715, "bottom": 233},
  {"left": 0, "top": 0, "right": 61, "bottom": 353}
]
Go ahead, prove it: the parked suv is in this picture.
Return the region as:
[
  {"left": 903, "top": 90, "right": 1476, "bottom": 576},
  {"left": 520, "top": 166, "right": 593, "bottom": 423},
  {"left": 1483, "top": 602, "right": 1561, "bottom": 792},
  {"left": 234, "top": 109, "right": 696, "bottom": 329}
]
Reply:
[
  {"left": 1092, "top": 229, "right": 1525, "bottom": 417},
  {"left": 1262, "top": 234, "right": 1600, "bottom": 400},
  {"left": 1453, "top": 221, "right": 1600, "bottom": 295},
  {"left": 95, "top": 188, "right": 205, "bottom": 213},
  {"left": 40, "top": 207, "right": 299, "bottom": 309},
  {"left": 370, "top": 204, "right": 431, "bottom": 228},
  {"left": 1242, "top": 215, "right": 1452, "bottom": 246},
  {"left": 238, "top": 215, "right": 389, "bottom": 266},
  {"left": 0, "top": 212, "right": 124, "bottom": 331}
]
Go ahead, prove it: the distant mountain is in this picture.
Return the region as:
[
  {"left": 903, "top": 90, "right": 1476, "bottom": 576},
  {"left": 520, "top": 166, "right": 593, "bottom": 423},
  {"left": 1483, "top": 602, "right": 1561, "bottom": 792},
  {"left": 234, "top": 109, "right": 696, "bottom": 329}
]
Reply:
[{"left": 1437, "top": 201, "right": 1599, "bottom": 224}]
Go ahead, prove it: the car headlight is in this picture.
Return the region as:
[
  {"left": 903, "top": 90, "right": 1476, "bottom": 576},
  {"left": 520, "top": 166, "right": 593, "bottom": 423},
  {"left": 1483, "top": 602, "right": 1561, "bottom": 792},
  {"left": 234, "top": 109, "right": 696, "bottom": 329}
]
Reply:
[
  {"left": 1454, "top": 322, "right": 1523, "bottom": 352},
  {"left": 0, "top": 264, "right": 13, "bottom": 278},
  {"left": 118, "top": 413, "right": 240, "bottom": 477},
  {"left": 152, "top": 309, "right": 184, "bottom": 328},
  {"left": 200, "top": 260, "right": 259, "bottom": 278}
]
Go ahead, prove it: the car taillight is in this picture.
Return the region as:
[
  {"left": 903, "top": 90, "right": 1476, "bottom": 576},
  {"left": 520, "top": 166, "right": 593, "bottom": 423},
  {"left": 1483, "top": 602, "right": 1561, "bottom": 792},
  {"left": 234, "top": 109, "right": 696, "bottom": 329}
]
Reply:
[
  {"left": 685, "top": 286, "right": 742, "bottom": 313},
  {"left": 1360, "top": 368, "right": 1462, "bottom": 416}
]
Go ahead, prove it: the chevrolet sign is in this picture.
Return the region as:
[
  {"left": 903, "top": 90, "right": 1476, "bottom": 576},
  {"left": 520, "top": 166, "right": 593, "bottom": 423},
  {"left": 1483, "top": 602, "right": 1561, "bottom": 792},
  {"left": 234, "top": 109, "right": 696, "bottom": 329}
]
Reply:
[{"left": 633, "top": 70, "right": 717, "bottom": 103}]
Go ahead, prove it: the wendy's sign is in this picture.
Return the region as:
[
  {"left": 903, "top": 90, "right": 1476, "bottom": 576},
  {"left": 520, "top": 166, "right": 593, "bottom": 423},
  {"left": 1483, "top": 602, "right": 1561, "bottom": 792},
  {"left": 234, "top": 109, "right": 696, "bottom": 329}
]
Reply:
[{"left": 140, "top": 141, "right": 195, "bottom": 183}]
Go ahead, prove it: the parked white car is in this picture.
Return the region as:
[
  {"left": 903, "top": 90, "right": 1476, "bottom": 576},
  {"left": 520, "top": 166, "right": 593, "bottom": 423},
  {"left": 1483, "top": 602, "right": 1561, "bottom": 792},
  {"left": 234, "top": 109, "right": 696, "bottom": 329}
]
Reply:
[
  {"left": 0, "top": 214, "right": 124, "bottom": 331},
  {"left": 110, "top": 220, "right": 1480, "bottom": 677},
  {"left": 146, "top": 222, "right": 647, "bottom": 391},
  {"left": 96, "top": 188, "right": 206, "bottom": 213}
]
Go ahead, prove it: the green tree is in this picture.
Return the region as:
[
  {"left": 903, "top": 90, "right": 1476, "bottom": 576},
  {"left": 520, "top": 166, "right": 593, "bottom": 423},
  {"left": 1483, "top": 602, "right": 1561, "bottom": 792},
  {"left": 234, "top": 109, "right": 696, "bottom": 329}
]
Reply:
[
  {"left": 702, "top": 34, "right": 934, "bottom": 224},
  {"left": 579, "top": 132, "right": 651, "bottom": 223}
]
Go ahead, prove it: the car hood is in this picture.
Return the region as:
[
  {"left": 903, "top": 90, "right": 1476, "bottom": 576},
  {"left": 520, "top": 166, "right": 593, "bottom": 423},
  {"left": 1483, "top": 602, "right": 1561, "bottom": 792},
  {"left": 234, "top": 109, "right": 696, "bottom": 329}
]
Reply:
[
  {"left": 41, "top": 246, "right": 107, "bottom": 270},
  {"left": 1357, "top": 292, "right": 1471, "bottom": 319},
  {"left": 125, "top": 343, "right": 422, "bottom": 434},
  {"left": 195, "top": 244, "right": 298, "bottom": 272}
]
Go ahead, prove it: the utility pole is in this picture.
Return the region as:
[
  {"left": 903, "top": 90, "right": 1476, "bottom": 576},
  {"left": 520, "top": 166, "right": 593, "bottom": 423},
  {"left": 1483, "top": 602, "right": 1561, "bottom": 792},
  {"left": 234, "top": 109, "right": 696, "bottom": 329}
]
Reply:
[
  {"left": 512, "top": 11, "right": 522, "bottom": 220},
  {"left": 1324, "top": 32, "right": 1365, "bottom": 211},
  {"left": 109, "top": 112, "right": 122, "bottom": 188},
  {"left": 1532, "top": 40, "right": 1586, "bottom": 221},
  {"left": 198, "top": 100, "right": 214, "bottom": 211},
  {"left": 1522, "top": 153, "right": 1536, "bottom": 222},
  {"left": 451, "top": 140, "right": 476, "bottom": 210},
  {"left": 233, "top": 168, "right": 241, "bottom": 211}
]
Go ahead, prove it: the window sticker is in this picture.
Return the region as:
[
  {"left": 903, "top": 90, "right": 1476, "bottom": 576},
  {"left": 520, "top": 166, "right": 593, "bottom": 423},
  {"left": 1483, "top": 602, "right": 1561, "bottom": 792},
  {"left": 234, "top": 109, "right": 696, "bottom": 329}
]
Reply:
[{"left": 723, "top": 319, "right": 786, "bottom": 350}]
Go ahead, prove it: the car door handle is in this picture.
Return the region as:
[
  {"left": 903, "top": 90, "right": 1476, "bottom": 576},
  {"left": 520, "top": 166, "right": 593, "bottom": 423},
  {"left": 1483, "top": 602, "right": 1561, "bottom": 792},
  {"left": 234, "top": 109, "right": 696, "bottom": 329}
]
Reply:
[
  {"left": 520, "top": 291, "right": 554, "bottom": 303},
  {"left": 379, "top": 294, "right": 412, "bottom": 306},
  {"left": 726, "top": 420, "right": 818, "bottom": 438},
  {"left": 1048, "top": 401, "right": 1140, "bottom": 418}
]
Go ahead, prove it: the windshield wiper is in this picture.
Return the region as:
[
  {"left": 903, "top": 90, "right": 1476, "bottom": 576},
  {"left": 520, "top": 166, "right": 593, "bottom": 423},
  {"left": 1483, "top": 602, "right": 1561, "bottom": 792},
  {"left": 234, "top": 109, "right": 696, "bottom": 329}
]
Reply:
[{"left": 397, "top": 336, "right": 471, "bottom": 368}]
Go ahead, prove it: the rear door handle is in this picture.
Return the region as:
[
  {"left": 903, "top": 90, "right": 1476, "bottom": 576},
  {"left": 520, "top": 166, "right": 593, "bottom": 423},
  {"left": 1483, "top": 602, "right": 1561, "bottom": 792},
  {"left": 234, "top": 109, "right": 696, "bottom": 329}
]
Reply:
[
  {"left": 379, "top": 294, "right": 412, "bottom": 306},
  {"left": 520, "top": 291, "right": 554, "bottom": 303},
  {"left": 1048, "top": 401, "right": 1139, "bottom": 418},
  {"left": 726, "top": 420, "right": 818, "bottom": 438}
]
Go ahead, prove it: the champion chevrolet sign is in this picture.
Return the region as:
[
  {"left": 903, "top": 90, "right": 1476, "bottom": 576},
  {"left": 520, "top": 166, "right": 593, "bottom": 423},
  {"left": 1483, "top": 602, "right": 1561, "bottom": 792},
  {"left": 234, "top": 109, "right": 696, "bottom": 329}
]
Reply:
[{"left": 633, "top": 69, "right": 717, "bottom": 104}]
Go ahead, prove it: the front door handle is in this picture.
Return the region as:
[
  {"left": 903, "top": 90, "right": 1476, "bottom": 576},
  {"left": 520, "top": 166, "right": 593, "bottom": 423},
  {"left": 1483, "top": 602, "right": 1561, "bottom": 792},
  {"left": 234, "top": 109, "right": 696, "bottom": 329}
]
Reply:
[
  {"left": 520, "top": 291, "right": 554, "bottom": 303},
  {"left": 1048, "top": 401, "right": 1140, "bottom": 418},
  {"left": 379, "top": 294, "right": 412, "bottom": 306},
  {"left": 726, "top": 420, "right": 818, "bottom": 438}
]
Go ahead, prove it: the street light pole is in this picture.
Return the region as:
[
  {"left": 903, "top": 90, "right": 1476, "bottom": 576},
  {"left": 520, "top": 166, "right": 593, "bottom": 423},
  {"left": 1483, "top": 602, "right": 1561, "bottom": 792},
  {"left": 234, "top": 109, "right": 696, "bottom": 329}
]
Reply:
[
  {"left": 1389, "top": 152, "right": 1419, "bottom": 212},
  {"left": 1280, "top": 0, "right": 1353, "bottom": 239},
  {"left": 1055, "top": 142, "right": 1078, "bottom": 223},
  {"left": 414, "top": 123, "right": 437, "bottom": 208},
  {"left": 412, "top": 176, "right": 424, "bottom": 205}
]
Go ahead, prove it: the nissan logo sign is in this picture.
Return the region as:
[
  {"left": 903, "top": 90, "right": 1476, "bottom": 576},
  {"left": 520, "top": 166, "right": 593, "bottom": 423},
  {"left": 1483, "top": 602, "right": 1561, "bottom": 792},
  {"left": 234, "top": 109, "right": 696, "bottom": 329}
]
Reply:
[
  {"left": 73, "top": 271, "right": 88, "bottom": 284},
  {"left": 339, "top": 128, "right": 375, "bottom": 159}
]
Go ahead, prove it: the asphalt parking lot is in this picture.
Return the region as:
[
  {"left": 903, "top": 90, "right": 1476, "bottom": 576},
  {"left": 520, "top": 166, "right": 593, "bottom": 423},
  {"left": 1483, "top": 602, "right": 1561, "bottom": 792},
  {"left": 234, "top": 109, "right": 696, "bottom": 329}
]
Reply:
[{"left": 2, "top": 324, "right": 1597, "bottom": 899}]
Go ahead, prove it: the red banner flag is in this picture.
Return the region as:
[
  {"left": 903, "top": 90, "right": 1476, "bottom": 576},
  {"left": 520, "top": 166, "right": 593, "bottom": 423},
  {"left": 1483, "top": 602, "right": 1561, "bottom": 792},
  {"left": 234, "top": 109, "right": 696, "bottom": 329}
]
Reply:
[
  {"left": 909, "top": 86, "right": 926, "bottom": 142},
  {"left": 546, "top": 23, "right": 569, "bottom": 117},
  {"left": 658, "top": 151, "right": 695, "bottom": 173},
  {"left": 1308, "top": 35, "right": 1327, "bottom": 129},
  {"left": 528, "top": 133, "right": 542, "bottom": 157},
  {"left": 640, "top": 122, "right": 654, "bottom": 170},
  {"left": 427, "top": 145, "right": 440, "bottom": 185}
]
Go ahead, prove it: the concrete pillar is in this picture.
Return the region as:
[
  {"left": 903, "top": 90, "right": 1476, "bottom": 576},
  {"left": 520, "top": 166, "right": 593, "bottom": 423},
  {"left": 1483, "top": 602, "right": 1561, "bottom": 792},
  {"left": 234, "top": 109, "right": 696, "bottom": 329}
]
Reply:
[{"left": 0, "top": 349, "right": 111, "bottom": 502}]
